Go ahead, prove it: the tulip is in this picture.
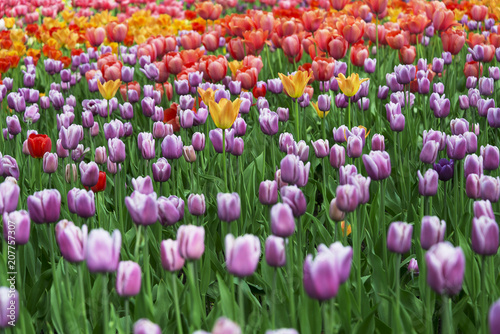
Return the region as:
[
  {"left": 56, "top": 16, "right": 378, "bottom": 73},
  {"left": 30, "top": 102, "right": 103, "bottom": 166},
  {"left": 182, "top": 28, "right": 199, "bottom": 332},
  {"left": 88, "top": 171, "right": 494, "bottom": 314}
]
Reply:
[
  {"left": 225, "top": 234, "right": 261, "bottom": 277},
  {"left": 2, "top": 210, "right": 30, "bottom": 245},
  {"left": 387, "top": 222, "right": 413, "bottom": 254},
  {"left": 116, "top": 261, "right": 141, "bottom": 297},
  {"left": 420, "top": 141, "right": 439, "bottom": 164},
  {"left": 471, "top": 216, "right": 499, "bottom": 256},
  {"left": 487, "top": 108, "right": 500, "bottom": 128},
  {"left": 480, "top": 145, "right": 499, "bottom": 171},
  {"left": 177, "top": 225, "right": 205, "bottom": 260},
  {"left": 446, "top": 135, "right": 467, "bottom": 160},
  {"left": 86, "top": 229, "right": 121, "bottom": 273},
  {"left": 418, "top": 169, "right": 439, "bottom": 196},
  {"left": 133, "top": 319, "right": 161, "bottom": 334},
  {"left": 489, "top": 300, "right": 500, "bottom": 334},
  {"left": 151, "top": 158, "right": 171, "bottom": 183},
  {"left": 27, "top": 189, "right": 61, "bottom": 224},
  {"left": 259, "top": 181, "right": 278, "bottom": 205},
  {"left": 466, "top": 174, "right": 481, "bottom": 199},
  {"left": 0, "top": 287, "right": 18, "bottom": 328},
  {"left": 27, "top": 134, "right": 52, "bottom": 159},
  {"left": 125, "top": 191, "right": 158, "bottom": 225},
  {"left": 270, "top": 203, "right": 295, "bottom": 237},
  {"left": 42, "top": 152, "right": 58, "bottom": 174},
  {"left": 348, "top": 174, "right": 371, "bottom": 204},
  {"left": 97, "top": 79, "right": 121, "bottom": 101},
  {"left": 473, "top": 200, "right": 494, "bottom": 220},
  {"left": 336, "top": 73, "right": 369, "bottom": 97},
  {"left": 160, "top": 239, "right": 185, "bottom": 272},
  {"left": 420, "top": 216, "right": 446, "bottom": 250},
  {"left": 212, "top": 317, "right": 241, "bottom": 334},
  {"left": 108, "top": 138, "right": 126, "bottom": 163},
  {"left": 479, "top": 175, "right": 500, "bottom": 203},
  {"left": 278, "top": 71, "right": 312, "bottom": 99},
  {"left": 217, "top": 193, "right": 241, "bottom": 222},
  {"left": 408, "top": 258, "right": 419, "bottom": 275},
  {"left": 281, "top": 186, "right": 307, "bottom": 217},
  {"left": 158, "top": 195, "right": 184, "bottom": 226},
  {"left": 329, "top": 144, "right": 346, "bottom": 169},
  {"left": 426, "top": 242, "right": 465, "bottom": 295},
  {"left": 67, "top": 188, "right": 95, "bottom": 219},
  {"left": 464, "top": 154, "right": 483, "bottom": 179},
  {"left": 362, "top": 151, "right": 391, "bottom": 180},
  {"left": 335, "top": 184, "right": 359, "bottom": 213}
]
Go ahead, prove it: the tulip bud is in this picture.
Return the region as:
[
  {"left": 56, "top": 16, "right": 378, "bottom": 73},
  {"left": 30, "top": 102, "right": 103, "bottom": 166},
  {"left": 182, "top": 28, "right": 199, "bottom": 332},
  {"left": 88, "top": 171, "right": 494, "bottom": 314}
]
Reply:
[
  {"left": 86, "top": 229, "right": 121, "bottom": 273},
  {"left": 116, "top": 261, "right": 141, "bottom": 297},
  {"left": 2, "top": 210, "right": 30, "bottom": 245},
  {"left": 335, "top": 184, "right": 359, "bottom": 213},
  {"left": 426, "top": 242, "right": 465, "bottom": 295},
  {"left": 225, "top": 233, "right": 261, "bottom": 277},
  {"left": 43, "top": 152, "right": 58, "bottom": 174},
  {"left": 259, "top": 180, "right": 278, "bottom": 205},
  {"left": 408, "top": 258, "right": 419, "bottom": 275},
  {"left": 281, "top": 186, "right": 307, "bottom": 217},
  {"left": 133, "top": 319, "right": 161, "bottom": 334},
  {"left": 0, "top": 287, "right": 19, "bottom": 327},
  {"left": 270, "top": 203, "right": 295, "bottom": 237},
  {"left": 265, "top": 236, "right": 286, "bottom": 268},
  {"left": 177, "top": 225, "right": 205, "bottom": 260},
  {"left": 387, "top": 222, "right": 413, "bottom": 254},
  {"left": 420, "top": 216, "right": 446, "bottom": 250},
  {"left": 217, "top": 193, "right": 241, "bottom": 222}
]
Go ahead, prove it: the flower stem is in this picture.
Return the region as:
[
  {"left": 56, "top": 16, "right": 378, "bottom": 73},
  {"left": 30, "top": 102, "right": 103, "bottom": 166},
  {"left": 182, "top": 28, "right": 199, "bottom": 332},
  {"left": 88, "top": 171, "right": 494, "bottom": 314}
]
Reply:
[
  {"left": 295, "top": 98, "right": 300, "bottom": 141},
  {"left": 125, "top": 299, "right": 129, "bottom": 334},
  {"left": 172, "top": 273, "right": 183, "bottom": 334},
  {"left": 481, "top": 256, "right": 488, "bottom": 334},
  {"left": 394, "top": 253, "right": 402, "bottom": 332},
  {"left": 380, "top": 181, "right": 387, "bottom": 267},
  {"left": 102, "top": 274, "right": 109, "bottom": 334},
  {"left": 78, "top": 264, "right": 89, "bottom": 334},
  {"left": 286, "top": 237, "right": 296, "bottom": 328},
  {"left": 238, "top": 278, "right": 245, "bottom": 328},
  {"left": 442, "top": 294, "right": 453, "bottom": 334},
  {"left": 222, "top": 129, "right": 228, "bottom": 192},
  {"left": 134, "top": 224, "right": 142, "bottom": 261},
  {"left": 271, "top": 268, "right": 277, "bottom": 329}
]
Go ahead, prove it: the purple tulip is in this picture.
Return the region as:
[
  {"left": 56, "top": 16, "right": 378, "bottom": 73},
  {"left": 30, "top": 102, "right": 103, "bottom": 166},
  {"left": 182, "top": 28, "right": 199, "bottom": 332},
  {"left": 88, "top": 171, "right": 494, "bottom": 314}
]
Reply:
[
  {"left": 387, "top": 222, "right": 413, "bottom": 254},
  {"left": 420, "top": 216, "right": 446, "bottom": 250},
  {"left": 157, "top": 195, "right": 184, "bottom": 226},
  {"left": 217, "top": 193, "right": 241, "bottom": 222},
  {"left": 133, "top": 319, "right": 161, "bottom": 334},
  {"left": 348, "top": 174, "right": 371, "bottom": 204},
  {"left": 27, "top": 189, "right": 61, "bottom": 223},
  {"left": 471, "top": 216, "right": 499, "bottom": 256},
  {"left": 464, "top": 154, "right": 483, "bottom": 179},
  {"left": 259, "top": 180, "right": 278, "bottom": 205},
  {"left": 479, "top": 175, "right": 500, "bottom": 202},
  {"left": 125, "top": 191, "right": 158, "bottom": 225},
  {"left": 0, "top": 287, "right": 19, "bottom": 328},
  {"left": 329, "top": 144, "right": 345, "bottom": 169},
  {"left": 479, "top": 77, "right": 494, "bottom": 96},
  {"left": 160, "top": 239, "right": 185, "bottom": 272},
  {"left": 378, "top": 85, "right": 389, "bottom": 99},
  {"left": 426, "top": 242, "right": 465, "bottom": 295},
  {"left": 420, "top": 141, "right": 439, "bottom": 164},
  {"left": 0, "top": 155, "right": 19, "bottom": 180},
  {"left": 116, "top": 261, "right": 141, "bottom": 297},
  {"left": 489, "top": 299, "right": 500, "bottom": 334},
  {"left": 259, "top": 112, "right": 279, "bottom": 136},
  {"left": 473, "top": 200, "right": 494, "bottom": 219},
  {"left": 481, "top": 145, "right": 500, "bottom": 171},
  {"left": 187, "top": 193, "right": 205, "bottom": 216},
  {"left": 212, "top": 317, "right": 241, "bottom": 334},
  {"left": 86, "top": 228, "right": 121, "bottom": 273},
  {"left": 446, "top": 135, "right": 467, "bottom": 160},
  {"left": 418, "top": 169, "right": 438, "bottom": 196},
  {"left": 177, "top": 225, "right": 205, "bottom": 260},
  {"left": 280, "top": 186, "right": 307, "bottom": 217},
  {"left": 79, "top": 161, "right": 99, "bottom": 187},
  {"left": 450, "top": 118, "right": 469, "bottom": 135},
  {"left": 487, "top": 108, "right": 500, "bottom": 128},
  {"left": 209, "top": 129, "right": 235, "bottom": 154},
  {"left": 339, "top": 165, "right": 357, "bottom": 185},
  {"left": 43, "top": 152, "right": 58, "bottom": 174},
  {"left": 225, "top": 234, "right": 261, "bottom": 277},
  {"left": 265, "top": 236, "right": 286, "bottom": 267},
  {"left": 108, "top": 138, "right": 126, "bottom": 163},
  {"left": 2, "top": 210, "right": 30, "bottom": 245},
  {"left": 335, "top": 184, "right": 358, "bottom": 212},
  {"left": 67, "top": 188, "right": 95, "bottom": 218},
  {"left": 270, "top": 203, "right": 295, "bottom": 237},
  {"left": 152, "top": 158, "right": 171, "bottom": 183},
  {"left": 394, "top": 65, "right": 415, "bottom": 85},
  {"left": 408, "top": 258, "right": 419, "bottom": 275},
  {"left": 6, "top": 115, "right": 21, "bottom": 136},
  {"left": 362, "top": 151, "right": 391, "bottom": 180}
]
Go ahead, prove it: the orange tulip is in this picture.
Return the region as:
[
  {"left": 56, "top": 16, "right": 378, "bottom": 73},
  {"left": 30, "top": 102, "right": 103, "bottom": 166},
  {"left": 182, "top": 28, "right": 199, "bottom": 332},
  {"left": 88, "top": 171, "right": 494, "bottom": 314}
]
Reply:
[
  {"left": 224, "top": 14, "right": 256, "bottom": 38},
  {"left": 386, "top": 30, "right": 410, "bottom": 50},
  {"left": 432, "top": 9, "right": 458, "bottom": 32},
  {"left": 180, "top": 49, "right": 205, "bottom": 65},
  {"left": 312, "top": 57, "right": 335, "bottom": 82},
  {"left": 242, "top": 55, "right": 264, "bottom": 73},
  {"left": 302, "top": 9, "right": 326, "bottom": 33},
  {"left": 466, "top": 33, "right": 486, "bottom": 48},
  {"left": 253, "top": 11, "right": 275, "bottom": 34},
  {"left": 441, "top": 29, "right": 466, "bottom": 55},
  {"left": 330, "top": 0, "right": 350, "bottom": 11},
  {"left": 180, "top": 32, "right": 202, "bottom": 50},
  {"left": 366, "top": 0, "right": 388, "bottom": 15},
  {"left": 164, "top": 52, "right": 183, "bottom": 75},
  {"left": 196, "top": 2, "right": 223, "bottom": 21},
  {"left": 463, "top": 61, "right": 482, "bottom": 78},
  {"left": 399, "top": 45, "right": 416, "bottom": 65},
  {"left": 483, "top": 44, "right": 496, "bottom": 63},
  {"left": 235, "top": 66, "right": 259, "bottom": 90},
  {"left": 489, "top": 33, "right": 500, "bottom": 49},
  {"left": 202, "top": 31, "right": 220, "bottom": 52},
  {"left": 243, "top": 29, "right": 269, "bottom": 56},
  {"left": 336, "top": 16, "right": 365, "bottom": 45},
  {"left": 400, "top": 13, "right": 431, "bottom": 35},
  {"left": 314, "top": 29, "right": 333, "bottom": 53},
  {"left": 198, "top": 55, "right": 228, "bottom": 83},
  {"left": 365, "top": 23, "right": 386, "bottom": 44}
]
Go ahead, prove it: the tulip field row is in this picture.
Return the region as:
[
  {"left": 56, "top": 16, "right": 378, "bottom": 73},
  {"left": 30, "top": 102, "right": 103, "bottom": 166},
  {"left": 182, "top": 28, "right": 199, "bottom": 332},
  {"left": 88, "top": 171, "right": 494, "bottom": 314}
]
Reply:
[{"left": 1, "top": 0, "right": 500, "bottom": 333}]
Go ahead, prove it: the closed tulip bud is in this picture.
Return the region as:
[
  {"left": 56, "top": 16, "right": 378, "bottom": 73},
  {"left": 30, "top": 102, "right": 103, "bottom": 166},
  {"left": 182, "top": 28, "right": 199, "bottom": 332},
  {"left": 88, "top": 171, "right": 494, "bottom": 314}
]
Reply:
[
  {"left": 108, "top": 138, "right": 126, "bottom": 163},
  {"left": 296, "top": 141, "right": 309, "bottom": 162},
  {"left": 378, "top": 85, "right": 389, "bottom": 99},
  {"left": 125, "top": 191, "right": 158, "bottom": 225},
  {"left": 326, "top": 199, "right": 345, "bottom": 223},
  {"left": 90, "top": 122, "right": 99, "bottom": 137},
  {"left": 304, "top": 245, "right": 344, "bottom": 301},
  {"left": 217, "top": 193, "right": 241, "bottom": 222},
  {"left": 339, "top": 165, "right": 357, "bottom": 185},
  {"left": 212, "top": 317, "right": 241, "bottom": 334},
  {"left": 480, "top": 175, "right": 500, "bottom": 202},
  {"left": 362, "top": 151, "right": 392, "bottom": 180},
  {"left": 431, "top": 57, "right": 444, "bottom": 73},
  {"left": 420, "top": 216, "right": 446, "bottom": 250},
  {"left": 79, "top": 161, "right": 99, "bottom": 187},
  {"left": 2, "top": 210, "right": 30, "bottom": 245},
  {"left": 151, "top": 158, "right": 171, "bottom": 183},
  {"left": 131, "top": 176, "right": 154, "bottom": 195},
  {"left": 6, "top": 115, "right": 21, "bottom": 136},
  {"left": 473, "top": 200, "right": 494, "bottom": 220},
  {"left": 481, "top": 145, "right": 500, "bottom": 170},
  {"left": 177, "top": 225, "right": 205, "bottom": 260},
  {"left": 464, "top": 154, "right": 483, "bottom": 179},
  {"left": 348, "top": 174, "right": 371, "bottom": 204},
  {"left": 69, "top": 188, "right": 96, "bottom": 218},
  {"left": 192, "top": 132, "right": 205, "bottom": 152},
  {"left": 489, "top": 299, "right": 500, "bottom": 334},
  {"left": 259, "top": 180, "right": 278, "bottom": 205},
  {"left": 487, "top": 108, "right": 500, "bottom": 128},
  {"left": 408, "top": 258, "right": 419, "bottom": 275},
  {"left": 446, "top": 135, "right": 467, "bottom": 160},
  {"left": 389, "top": 113, "right": 405, "bottom": 132},
  {"left": 133, "top": 319, "right": 161, "bottom": 334},
  {"left": 65, "top": 163, "right": 78, "bottom": 183},
  {"left": 420, "top": 141, "right": 439, "bottom": 164},
  {"left": 265, "top": 236, "right": 286, "bottom": 267},
  {"left": 86, "top": 228, "right": 121, "bottom": 273},
  {"left": 472, "top": 216, "right": 498, "bottom": 258},
  {"left": 458, "top": 95, "right": 469, "bottom": 110},
  {"left": 418, "top": 169, "right": 438, "bottom": 196},
  {"left": 387, "top": 222, "right": 413, "bottom": 254},
  {"left": 60, "top": 124, "right": 84, "bottom": 150},
  {"left": 479, "top": 77, "right": 494, "bottom": 96},
  {"left": 311, "top": 139, "right": 329, "bottom": 158},
  {"left": 225, "top": 234, "right": 261, "bottom": 277},
  {"left": 466, "top": 174, "right": 481, "bottom": 199},
  {"left": 329, "top": 144, "right": 346, "bottom": 169},
  {"left": 27, "top": 189, "right": 61, "bottom": 223},
  {"left": 158, "top": 195, "right": 184, "bottom": 226},
  {"left": 188, "top": 194, "right": 206, "bottom": 216},
  {"left": 335, "top": 184, "right": 359, "bottom": 213},
  {"left": 160, "top": 239, "right": 185, "bottom": 272},
  {"left": 281, "top": 186, "right": 307, "bottom": 217},
  {"left": 182, "top": 145, "right": 196, "bottom": 163},
  {"left": 0, "top": 287, "right": 19, "bottom": 327},
  {"left": 95, "top": 146, "right": 107, "bottom": 165},
  {"left": 346, "top": 135, "right": 362, "bottom": 158},
  {"left": 466, "top": 77, "right": 477, "bottom": 89},
  {"left": 270, "top": 203, "right": 295, "bottom": 237},
  {"left": 116, "top": 261, "right": 141, "bottom": 297},
  {"left": 161, "top": 135, "right": 183, "bottom": 159},
  {"left": 463, "top": 132, "right": 477, "bottom": 154},
  {"left": 426, "top": 242, "right": 465, "bottom": 295},
  {"left": 43, "top": 152, "right": 58, "bottom": 174}
]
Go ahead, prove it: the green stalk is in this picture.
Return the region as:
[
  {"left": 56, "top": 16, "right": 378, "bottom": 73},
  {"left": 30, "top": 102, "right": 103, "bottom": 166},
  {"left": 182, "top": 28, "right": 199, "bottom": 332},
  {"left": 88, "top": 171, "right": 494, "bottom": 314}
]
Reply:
[
  {"left": 271, "top": 268, "right": 277, "bottom": 329},
  {"left": 223, "top": 129, "right": 228, "bottom": 192},
  {"left": 172, "top": 273, "right": 183, "bottom": 334},
  {"left": 394, "top": 254, "right": 402, "bottom": 332},
  {"left": 238, "top": 278, "right": 245, "bottom": 329},
  {"left": 453, "top": 162, "right": 459, "bottom": 245},
  {"left": 125, "top": 299, "right": 129, "bottom": 334},
  {"left": 188, "top": 261, "right": 202, "bottom": 329},
  {"left": 347, "top": 98, "right": 351, "bottom": 130},
  {"left": 380, "top": 181, "right": 387, "bottom": 267},
  {"left": 323, "top": 302, "right": 332, "bottom": 334},
  {"left": 442, "top": 294, "right": 453, "bottom": 334},
  {"left": 48, "top": 224, "right": 61, "bottom": 304},
  {"left": 353, "top": 209, "right": 362, "bottom": 312},
  {"left": 286, "top": 236, "right": 296, "bottom": 328},
  {"left": 262, "top": 136, "right": 267, "bottom": 182},
  {"left": 134, "top": 225, "right": 142, "bottom": 261},
  {"left": 78, "top": 265, "right": 89, "bottom": 334},
  {"left": 102, "top": 274, "right": 109, "bottom": 334},
  {"left": 295, "top": 98, "right": 300, "bottom": 141},
  {"left": 481, "top": 256, "right": 488, "bottom": 334}
]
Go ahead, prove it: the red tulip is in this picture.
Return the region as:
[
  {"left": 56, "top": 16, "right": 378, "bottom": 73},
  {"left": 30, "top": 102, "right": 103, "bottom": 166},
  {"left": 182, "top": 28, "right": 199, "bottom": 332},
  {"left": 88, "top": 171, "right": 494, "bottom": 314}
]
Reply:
[
  {"left": 28, "top": 134, "right": 52, "bottom": 159},
  {"left": 386, "top": 30, "right": 410, "bottom": 50},
  {"left": 441, "top": 29, "right": 466, "bottom": 55},
  {"left": 198, "top": 55, "right": 228, "bottom": 83},
  {"left": 336, "top": 16, "right": 365, "bottom": 45},
  {"left": 106, "top": 22, "right": 128, "bottom": 43},
  {"left": 282, "top": 35, "right": 303, "bottom": 63},
  {"left": 328, "top": 34, "right": 348, "bottom": 60},
  {"left": 399, "top": 45, "right": 416, "bottom": 65},
  {"left": 235, "top": 66, "right": 259, "bottom": 90},
  {"left": 312, "top": 57, "right": 335, "bottom": 82},
  {"left": 350, "top": 43, "right": 369, "bottom": 68},
  {"left": 227, "top": 37, "right": 246, "bottom": 61}
]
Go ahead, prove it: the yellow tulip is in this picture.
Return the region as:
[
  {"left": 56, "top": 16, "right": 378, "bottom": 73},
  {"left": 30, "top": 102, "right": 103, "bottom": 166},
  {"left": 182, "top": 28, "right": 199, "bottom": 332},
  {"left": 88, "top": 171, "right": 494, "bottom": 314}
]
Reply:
[
  {"left": 4, "top": 18, "right": 15, "bottom": 29},
  {"left": 228, "top": 60, "right": 243, "bottom": 78},
  {"left": 311, "top": 101, "right": 329, "bottom": 119},
  {"left": 278, "top": 71, "right": 311, "bottom": 99},
  {"left": 197, "top": 87, "right": 216, "bottom": 106},
  {"left": 208, "top": 98, "right": 242, "bottom": 129},
  {"left": 97, "top": 79, "right": 121, "bottom": 100},
  {"left": 337, "top": 73, "right": 369, "bottom": 97},
  {"left": 341, "top": 221, "right": 352, "bottom": 237}
]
